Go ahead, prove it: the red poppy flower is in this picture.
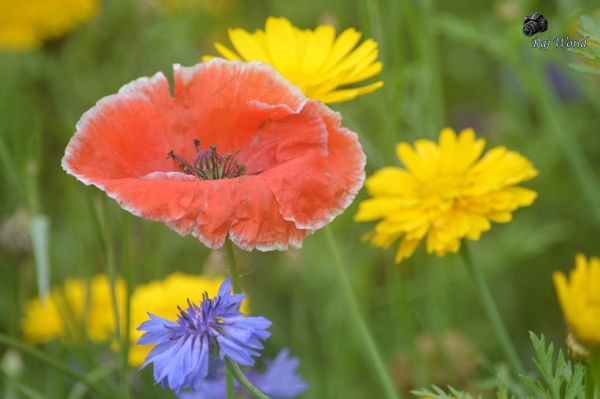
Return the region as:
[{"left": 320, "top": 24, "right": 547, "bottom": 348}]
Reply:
[{"left": 62, "top": 59, "right": 365, "bottom": 250}]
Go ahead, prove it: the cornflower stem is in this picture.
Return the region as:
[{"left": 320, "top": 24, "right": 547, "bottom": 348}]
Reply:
[
  {"left": 226, "top": 370, "right": 235, "bottom": 399},
  {"left": 324, "top": 227, "right": 402, "bottom": 399},
  {"left": 0, "top": 333, "right": 115, "bottom": 399},
  {"left": 459, "top": 245, "right": 525, "bottom": 376},
  {"left": 222, "top": 240, "right": 271, "bottom": 399},
  {"left": 225, "top": 358, "right": 270, "bottom": 399}
]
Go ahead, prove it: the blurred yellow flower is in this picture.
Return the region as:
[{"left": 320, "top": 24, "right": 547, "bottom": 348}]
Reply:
[
  {"left": 354, "top": 128, "right": 538, "bottom": 263},
  {"left": 0, "top": 0, "right": 98, "bottom": 51},
  {"left": 22, "top": 275, "right": 124, "bottom": 344},
  {"left": 23, "top": 272, "right": 247, "bottom": 365},
  {"left": 553, "top": 254, "right": 600, "bottom": 349},
  {"left": 128, "top": 273, "right": 248, "bottom": 366},
  {"left": 203, "top": 16, "right": 383, "bottom": 103}
]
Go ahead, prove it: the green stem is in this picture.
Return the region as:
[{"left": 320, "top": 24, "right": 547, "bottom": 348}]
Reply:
[
  {"left": 222, "top": 240, "right": 271, "bottom": 399},
  {"left": 324, "top": 227, "right": 402, "bottom": 399},
  {"left": 588, "top": 355, "right": 600, "bottom": 399},
  {"left": 119, "top": 216, "right": 133, "bottom": 399},
  {"left": 225, "top": 358, "right": 271, "bottom": 399},
  {"left": 92, "top": 196, "right": 129, "bottom": 398},
  {"left": 586, "top": 365, "right": 594, "bottom": 399},
  {"left": 0, "top": 333, "right": 114, "bottom": 399},
  {"left": 418, "top": 0, "right": 445, "bottom": 137},
  {"left": 226, "top": 369, "right": 235, "bottom": 399},
  {"left": 388, "top": 264, "right": 428, "bottom": 387},
  {"left": 1, "top": 368, "right": 46, "bottom": 399},
  {"left": 224, "top": 239, "right": 242, "bottom": 294},
  {"left": 460, "top": 245, "right": 525, "bottom": 375}
]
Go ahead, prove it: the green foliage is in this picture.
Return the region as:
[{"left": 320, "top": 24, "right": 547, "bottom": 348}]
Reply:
[
  {"left": 413, "top": 333, "right": 586, "bottom": 399},
  {"left": 412, "top": 385, "right": 480, "bottom": 399},
  {"left": 522, "top": 333, "right": 585, "bottom": 399},
  {"left": 570, "top": 14, "right": 600, "bottom": 75}
]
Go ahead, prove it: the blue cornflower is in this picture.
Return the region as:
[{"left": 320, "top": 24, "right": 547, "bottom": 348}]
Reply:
[
  {"left": 179, "top": 349, "right": 309, "bottom": 399},
  {"left": 137, "top": 278, "right": 272, "bottom": 393}
]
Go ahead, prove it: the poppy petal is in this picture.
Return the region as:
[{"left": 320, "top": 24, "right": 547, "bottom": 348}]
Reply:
[
  {"left": 229, "top": 175, "right": 309, "bottom": 251},
  {"left": 261, "top": 101, "right": 365, "bottom": 230},
  {"left": 63, "top": 72, "right": 174, "bottom": 182},
  {"left": 170, "top": 60, "right": 312, "bottom": 160}
]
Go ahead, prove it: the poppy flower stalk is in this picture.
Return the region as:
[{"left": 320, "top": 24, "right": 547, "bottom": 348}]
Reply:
[{"left": 222, "top": 240, "right": 271, "bottom": 399}]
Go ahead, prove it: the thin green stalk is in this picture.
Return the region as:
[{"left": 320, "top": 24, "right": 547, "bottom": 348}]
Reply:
[
  {"left": 224, "top": 239, "right": 242, "bottom": 294},
  {"left": 388, "top": 264, "right": 428, "bottom": 387},
  {"left": 324, "top": 227, "right": 402, "bottom": 399},
  {"left": 586, "top": 365, "right": 594, "bottom": 399},
  {"left": 417, "top": 0, "right": 445, "bottom": 137},
  {"left": 460, "top": 245, "right": 525, "bottom": 375},
  {"left": 0, "top": 333, "right": 114, "bottom": 399},
  {"left": 92, "top": 196, "right": 129, "bottom": 398},
  {"left": 225, "top": 358, "right": 270, "bottom": 399},
  {"left": 222, "top": 240, "right": 271, "bottom": 399},
  {"left": 1, "top": 369, "right": 46, "bottom": 399},
  {"left": 587, "top": 355, "right": 600, "bottom": 399},
  {"left": 119, "top": 216, "right": 133, "bottom": 399},
  {"left": 67, "top": 364, "right": 120, "bottom": 399},
  {"left": 226, "top": 370, "right": 235, "bottom": 399}
]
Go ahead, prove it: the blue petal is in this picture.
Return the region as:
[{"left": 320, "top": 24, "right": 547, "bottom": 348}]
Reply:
[
  {"left": 257, "top": 350, "right": 309, "bottom": 398},
  {"left": 217, "top": 277, "right": 232, "bottom": 297},
  {"left": 217, "top": 335, "right": 256, "bottom": 366}
]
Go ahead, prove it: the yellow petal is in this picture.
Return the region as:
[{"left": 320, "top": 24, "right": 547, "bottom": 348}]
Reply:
[
  {"left": 316, "top": 81, "right": 383, "bottom": 103},
  {"left": 265, "top": 17, "right": 298, "bottom": 72},
  {"left": 228, "top": 28, "right": 270, "bottom": 62},
  {"left": 343, "top": 62, "right": 383, "bottom": 85},
  {"left": 395, "top": 238, "right": 420, "bottom": 263},
  {"left": 300, "top": 24, "right": 336, "bottom": 73},
  {"left": 320, "top": 28, "right": 362, "bottom": 72},
  {"left": 213, "top": 42, "right": 241, "bottom": 60}
]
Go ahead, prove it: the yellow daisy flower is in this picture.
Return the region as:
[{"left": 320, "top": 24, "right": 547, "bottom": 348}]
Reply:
[
  {"left": 354, "top": 128, "right": 538, "bottom": 263},
  {"left": 128, "top": 272, "right": 248, "bottom": 366},
  {"left": 553, "top": 254, "right": 600, "bottom": 350},
  {"left": 0, "top": 0, "right": 99, "bottom": 51},
  {"left": 21, "top": 275, "right": 124, "bottom": 344},
  {"left": 203, "top": 16, "right": 383, "bottom": 103}
]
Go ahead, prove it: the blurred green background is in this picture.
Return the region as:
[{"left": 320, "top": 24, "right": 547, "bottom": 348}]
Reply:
[{"left": 1, "top": 0, "right": 600, "bottom": 397}]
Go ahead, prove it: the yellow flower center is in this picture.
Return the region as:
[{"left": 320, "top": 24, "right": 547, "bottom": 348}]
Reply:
[{"left": 417, "top": 174, "right": 466, "bottom": 218}]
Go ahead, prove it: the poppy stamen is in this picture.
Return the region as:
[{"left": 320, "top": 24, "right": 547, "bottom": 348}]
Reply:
[
  {"left": 167, "top": 140, "right": 247, "bottom": 180},
  {"left": 167, "top": 150, "right": 194, "bottom": 175}
]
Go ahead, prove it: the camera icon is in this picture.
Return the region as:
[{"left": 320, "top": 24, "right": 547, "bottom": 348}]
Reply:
[{"left": 523, "top": 12, "right": 548, "bottom": 36}]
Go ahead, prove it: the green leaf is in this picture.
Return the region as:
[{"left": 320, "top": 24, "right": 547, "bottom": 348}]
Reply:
[
  {"left": 412, "top": 385, "right": 480, "bottom": 399},
  {"left": 570, "top": 14, "right": 600, "bottom": 75},
  {"left": 521, "top": 332, "right": 585, "bottom": 399},
  {"left": 412, "top": 333, "right": 584, "bottom": 399}
]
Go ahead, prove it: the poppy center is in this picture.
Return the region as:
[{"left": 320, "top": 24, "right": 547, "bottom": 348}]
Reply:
[{"left": 167, "top": 140, "right": 246, "bottom": 180}]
